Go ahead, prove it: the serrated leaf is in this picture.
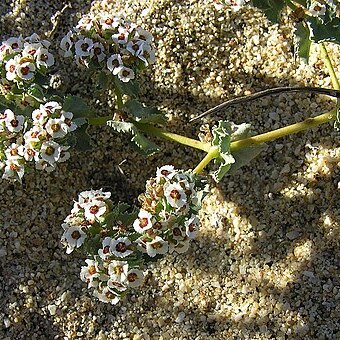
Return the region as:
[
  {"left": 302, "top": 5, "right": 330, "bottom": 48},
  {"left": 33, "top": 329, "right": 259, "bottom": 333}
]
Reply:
[
  {"left": 295, "top": 22, "right": 312, "bottom": 62},
  {"left": 125, "top": 99, "right": 167, "bottom": 124},
  {"left": 72, "top": 124, "right": 92, "bottom": 151},
  {"left": 107, "top": 120, "right": 160, "bottom": 156},
  {"left": 63, "top": 96, "right": 92, "bottom": 118},
  {"left": 231, "top": 122, "right": 252, "bottom": 141},
  {"left": 131, "top": 131, "right": 160, "bottom": 156},
  {"left": 252, "top": 0, "right": 285, "bottom": 23},
  {"left": 307, "top": 16, "right": 340, "bottom": 44},
  {"left": 107, "top": 120, "right": 136, "bottom": 134},
  {"left": 210, "top": 121, "right": 235, "bottom": 182},
  {"left": 229, "top": 144, "right": 267, "bottom": 174},
  {"left": 113, "top": 76, "right": 139, "bottom": 98}
]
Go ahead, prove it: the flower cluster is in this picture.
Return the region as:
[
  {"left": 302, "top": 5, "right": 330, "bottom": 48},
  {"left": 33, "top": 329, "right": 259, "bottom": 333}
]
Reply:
[
  {"left": 59, "top": 12, "right": 155, "bottom": 83},
  {"left": 134, "top": 165, "right": 207, "bottom": 256},
  {"left": 0, "top": 101, "right": 77, "bottom": 181},
  {"left": 0, "top": 33, "right": 55, "bottom": 92},
  {"left": 61, "top": 189, "right": 146, "bottom": 304},
  {"left": 308, "top": 1, "right": 337, "bottom": 17},
  {"left": 61, "top": 167, "right": 207, "bottom": 304}
]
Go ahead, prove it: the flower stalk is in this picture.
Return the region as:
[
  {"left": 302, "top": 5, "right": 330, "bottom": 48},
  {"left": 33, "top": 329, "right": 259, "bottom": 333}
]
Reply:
[
  {"left": 230, "top": 109, "right": 336, "bottom": 152},
  {"left": 320, "top": 42, "right": 340, "bottom": 91}
]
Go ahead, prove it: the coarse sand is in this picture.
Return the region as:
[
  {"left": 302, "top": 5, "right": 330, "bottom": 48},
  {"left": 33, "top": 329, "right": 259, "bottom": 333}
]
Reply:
[{"left": 0, "top": 0, "right": 339, "bottom": 339}]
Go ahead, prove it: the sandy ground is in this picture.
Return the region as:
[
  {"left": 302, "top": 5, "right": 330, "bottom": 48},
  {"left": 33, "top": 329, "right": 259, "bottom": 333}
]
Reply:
[{"left": 0, "top": 0, "right": 339, "bottom": 339}]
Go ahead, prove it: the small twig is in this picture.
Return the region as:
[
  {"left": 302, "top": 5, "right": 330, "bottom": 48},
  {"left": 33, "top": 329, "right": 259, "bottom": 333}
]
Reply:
[
  {"left": 189, "top": 86, "right": 340, "bottom": 122},
  {"left": 46, "top": 3, "right": 72, "bottom": 39}
]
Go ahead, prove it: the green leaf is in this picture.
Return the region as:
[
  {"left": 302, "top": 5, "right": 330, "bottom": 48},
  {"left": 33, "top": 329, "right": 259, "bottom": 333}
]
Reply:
[
  {"left": 125, "top": 99, "right": 167, "bottom": 124},
  {"left": 71, "top": 123, "right": 92, "bottom": 151},
  {"left": 131, "top": 130, "right": 160, "bottom": 156},
  {"left": 113, "top": 76, "right": 139, "bottom": 98},
  {"left": 107, "top": 120, "right": 160, "bottom": 156},
  {"left": 96, "top": 70, "right": 109, "bottom": 91},
  {"left": 252, "top": 0, "right": 285, "bottom": 23},
  {"left": 210, "top": 121, "right": 235, "bottom": 182},
  {"left": 307, "top": 16, "right": 340, "bottom": 45},
  {"left": 107, "top": 120, "right": 136, "bottom": 134},
  {"left": 230, "top": 122, "right": 252, "bottom": 141},
  {"left": 63, "top": 96, "right": 92, "bottom": 118},
  {"left": 295, "top": 22, "right": 312, "bottom": 62},
  {"left": 229, "top": 144, "right": 267, "bottom": 174}
]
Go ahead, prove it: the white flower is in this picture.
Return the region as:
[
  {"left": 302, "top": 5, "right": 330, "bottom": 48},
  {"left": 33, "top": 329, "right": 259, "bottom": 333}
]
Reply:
[
  {"left": 137, "top": 43, "right": 156, "bottom": 66},
  {"left": 2, "top": 159, "right": 25, "bottom": 181},
  {"left": 40, "top": 140, "right": 61, "bottom": 163},
  {"left": 75, "top": 38, "right": 94, "bottom": 57},
  {"left": 3, "top": 109, "right": 24, "bottom": 132},
  {"left": 108, "top": 260, "right": 129, "bottom": 282},
  {"left": 17, "top": 144, "right": 39, "bottom": 162},
  {"left": 61, "top": 111, "right": 77, "bottom": 132},
  {"left": 146, "top": 236, "right": 168, "bottom": 257},
  {"left": 60, "top": 31, "right": 73, "bottom": 58},
  {"left": 308, "top": 1, "right": 326, "bottom": 16},
  {"left": 164, "top": 182, "right": 187, "bottom": 208},
  {"left": 135, "top": 27, "right": 154, "bottom": 43},
  {"left": 83, "top": 199, "right": 107, "bottom": 222},
  {"left": 5, "top": 143, "right": 22, "bottom": 161},
  {"left": 78, "top": 189, "right": 111, "bottom": 206},
  {"left": 35, "top": 159, "right": 57, "bottom": 172},
  {"left": 172, "top": 224, "right": 184, "bottom": 240},
  {"left": 25, "top": 33, "right": 50, "bottom": 48},
  {"left": 4, "top": 36, "right": 23, "bottom": 52},
  {"left": 107, "top": 54, "right": 123, "bottom": 74},
  {"left": 133, "top": 209, "right": 153, "bottom": 233},
  {"left": 93, "top": 287, "right": 120, "bottom": 304},
  {"left": 45, "top": 118, "right": 68, "bottom": 138},
  {"left": 156, "top": 165, "right": 175, "bottom": 182},
  {"left": 40, "top": 101, "right": 62, "bottom": 115},
  {"left": 98, "top": 237, "right": 112, "bottom": 260},
  {"left": 76, "top": 14, "right": 96, "bottom": 31},
  {"left": 16, "top": 61, "right": 36, "bottom": 80},
  {"left": 61, "top": 225, "right": 87, "bottom": 254},
  {"left": 22, "top": 43, "right": 42, "bottom": 58},
  {"left": 5, "top": 58, "right": 18, "bottom": 81},
  {"left": 58, "top": 146, "right": 71, "bottom": 163},
  {"left": 107, "top": 279, "right": 127, "bottom": 292},
  {"left": 117, "top": 66, "right": 135, "bottom": 82},
  {"left": 100, "top": 16, "right": 120, "bottom": 30},
  {"left": 32, "top": 108, "right": 48, "bottom": 125},
  {"left": 126, "top": 268, "right": 144, "bottom": 288},
  {"left": 110, "top": 237, "right": 133, "bottom": 258},
  {"left": 35, "top": 47, "right": 55, "bottom": 68},
  {"left": 80, "top": 259, "right": 101, "bottom": 288},
  {"left": 185, "top": 215, "right": 200, "bottom": 238},
  {"left": 24, "top": 125, "right": 46, "bottom": 147},
  {"left": 90, "top": 42, "right": 106, "bottom": 62},
  {"left": 126, "top": 39, "right": 144, "bottom": 56},
  {"left": 112, "top": 27, "right": 129, "bottom": 44}
]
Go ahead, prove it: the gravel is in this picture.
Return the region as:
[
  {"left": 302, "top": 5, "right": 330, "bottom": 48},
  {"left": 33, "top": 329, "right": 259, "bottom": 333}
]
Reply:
[{"left": 1, "top": 0, "right": 339, "bottom": 339}]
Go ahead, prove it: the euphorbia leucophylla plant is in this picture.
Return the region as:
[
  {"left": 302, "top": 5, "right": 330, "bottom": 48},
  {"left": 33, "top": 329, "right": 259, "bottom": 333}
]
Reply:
[{"left": 1, "top": 4, "right": 339, "bottom": 304}]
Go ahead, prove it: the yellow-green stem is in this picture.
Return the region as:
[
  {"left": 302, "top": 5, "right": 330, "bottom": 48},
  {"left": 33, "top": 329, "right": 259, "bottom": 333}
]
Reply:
[
  {"left": 193, "top": 146, "right": 219, "bottom": 174},
  {"left": 230, "top": 109, "right": 336, "bottom": 151},
  {"left": 134, "top": 122, "right": 211, "bottom": 152},
  {"left": 320, "top": 42, "right": 340, "bottom": 91}
]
